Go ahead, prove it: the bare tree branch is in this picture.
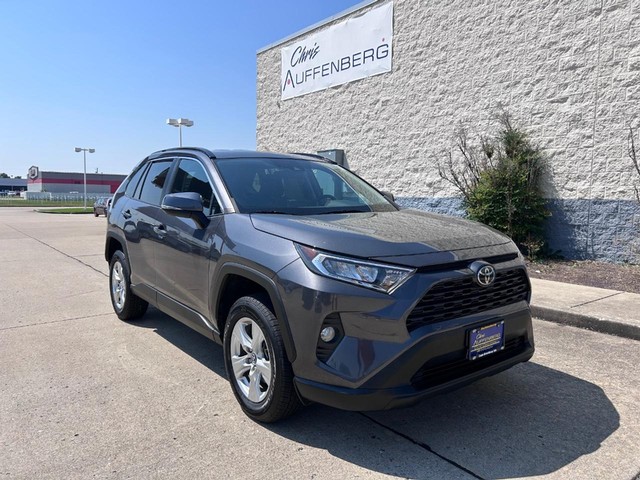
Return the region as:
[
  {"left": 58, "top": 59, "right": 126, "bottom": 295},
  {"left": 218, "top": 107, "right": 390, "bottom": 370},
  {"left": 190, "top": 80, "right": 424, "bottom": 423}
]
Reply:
[
  {"left": 628, "top": 125, "right": 640, "bottom": 204},
  {"left": 437, "top": 126, "right": 493, "bottom": 202}
]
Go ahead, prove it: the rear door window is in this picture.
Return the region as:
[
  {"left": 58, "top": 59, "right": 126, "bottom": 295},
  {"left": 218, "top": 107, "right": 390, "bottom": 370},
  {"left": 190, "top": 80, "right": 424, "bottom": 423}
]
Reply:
[{"left": 138, "top": 160, "right": 172, "bottom": 205}]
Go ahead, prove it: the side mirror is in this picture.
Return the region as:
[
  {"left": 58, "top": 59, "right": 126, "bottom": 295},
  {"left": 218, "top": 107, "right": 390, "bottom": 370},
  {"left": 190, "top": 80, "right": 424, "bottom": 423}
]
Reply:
[
  {"left": 381, "top": 190, "right": 395, "bottom": 202},
  {"left": 162, "top": 192, "right": 209, "bottom": 228}
]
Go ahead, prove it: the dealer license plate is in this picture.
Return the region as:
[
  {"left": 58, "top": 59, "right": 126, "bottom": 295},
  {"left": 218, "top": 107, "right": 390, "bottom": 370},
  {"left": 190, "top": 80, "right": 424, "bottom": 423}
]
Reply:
[{"left": 468, "top": 321, "right": 505, "bottom": 360}]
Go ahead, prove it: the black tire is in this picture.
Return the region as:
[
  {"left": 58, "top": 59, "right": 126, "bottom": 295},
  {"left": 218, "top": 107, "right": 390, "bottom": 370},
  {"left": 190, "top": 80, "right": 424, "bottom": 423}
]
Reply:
[
  {"left": 94, "top": 210, "right": 99, "bottom": 217},
  {"left": 223, "top": 295, "right": 301, "bottom": 423},
  {"left": 109, "top": 250, "right": 148, "bottom": 321}
]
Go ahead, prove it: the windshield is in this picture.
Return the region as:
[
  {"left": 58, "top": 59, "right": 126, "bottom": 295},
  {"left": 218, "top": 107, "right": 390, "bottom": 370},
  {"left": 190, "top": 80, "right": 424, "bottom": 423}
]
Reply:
[{"left": 215, "top": 157, "right": 397, "bottom": 215}]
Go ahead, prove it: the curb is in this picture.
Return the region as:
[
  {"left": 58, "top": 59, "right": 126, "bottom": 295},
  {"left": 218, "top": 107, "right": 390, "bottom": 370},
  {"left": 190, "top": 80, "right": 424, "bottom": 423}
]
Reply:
[{"left": 531, "top": 305, "right": 640, "bottom": 342}]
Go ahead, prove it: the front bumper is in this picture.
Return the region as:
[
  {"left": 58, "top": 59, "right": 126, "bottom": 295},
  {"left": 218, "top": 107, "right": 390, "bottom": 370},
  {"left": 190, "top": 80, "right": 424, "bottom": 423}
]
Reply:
[
  {"left": 275, "top": 255, "right": 534, "bottom": 411},
  {"left": 295, "top": 340, "right": 534, "bottom": 411}
]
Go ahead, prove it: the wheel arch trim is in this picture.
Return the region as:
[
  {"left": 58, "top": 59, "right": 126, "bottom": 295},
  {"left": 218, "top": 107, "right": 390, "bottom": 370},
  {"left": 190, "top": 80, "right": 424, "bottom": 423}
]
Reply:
[
  {"left": 212, "top": 262, "right": 297, "bottom": 363},
  {"left": 105, "top": 231, "right": 130, "bottom": 264}
]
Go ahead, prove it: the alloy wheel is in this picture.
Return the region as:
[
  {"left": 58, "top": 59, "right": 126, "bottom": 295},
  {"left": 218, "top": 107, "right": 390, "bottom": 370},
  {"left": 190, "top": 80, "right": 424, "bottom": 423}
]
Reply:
[
  {"left": 111, "top": 260, "right": 126, "bottom": 310},
  {"left": 229, "top": 318, "right": 273, "bottom": 403}
]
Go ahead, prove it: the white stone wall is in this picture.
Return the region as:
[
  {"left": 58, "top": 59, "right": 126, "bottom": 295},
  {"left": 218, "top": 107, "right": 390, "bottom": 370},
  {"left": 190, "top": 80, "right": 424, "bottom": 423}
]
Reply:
[{"left": 257, "top": 0, "right": 640, "bottom": 262}]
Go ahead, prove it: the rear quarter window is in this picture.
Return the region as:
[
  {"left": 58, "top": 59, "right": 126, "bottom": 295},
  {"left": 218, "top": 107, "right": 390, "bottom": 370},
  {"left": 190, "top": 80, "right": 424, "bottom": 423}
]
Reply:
[{"left": 124, "top": 164, "right": 148, "bottom": 198}]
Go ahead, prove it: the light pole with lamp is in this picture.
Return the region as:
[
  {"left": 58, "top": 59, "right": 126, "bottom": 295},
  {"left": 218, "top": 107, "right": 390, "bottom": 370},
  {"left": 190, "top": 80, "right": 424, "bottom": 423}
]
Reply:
[
  {"left": 166, "top": 118, "right": 194, "bottom": 147},
  {"left": 74, "top": 147, "right": 95, "bottom": 209}
]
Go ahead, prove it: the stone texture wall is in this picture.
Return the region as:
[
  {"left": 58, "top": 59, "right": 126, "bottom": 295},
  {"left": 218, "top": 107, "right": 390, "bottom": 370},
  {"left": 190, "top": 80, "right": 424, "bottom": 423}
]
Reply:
[{"left": 257, "top": 0, "right": 640, "bottom": 263}]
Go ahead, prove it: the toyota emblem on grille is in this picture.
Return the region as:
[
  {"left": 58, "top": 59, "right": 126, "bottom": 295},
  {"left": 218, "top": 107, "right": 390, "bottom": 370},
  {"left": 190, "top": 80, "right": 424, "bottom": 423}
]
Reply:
[
  {"left": 477, "top": 265, "right": 496, "bottom": 286},
  {"left": 469, "top": 261, "right": 496, "bottom": 287}
]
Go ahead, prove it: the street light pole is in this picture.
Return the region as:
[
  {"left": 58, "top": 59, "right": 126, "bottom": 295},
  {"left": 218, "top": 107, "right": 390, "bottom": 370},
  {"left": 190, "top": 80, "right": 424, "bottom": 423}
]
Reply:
[
  {"left": 166, "top": 118, "right": 194, "bottom": 147},
  {"left": 74, "top": 147, "right": 95, "bottom": 209}
]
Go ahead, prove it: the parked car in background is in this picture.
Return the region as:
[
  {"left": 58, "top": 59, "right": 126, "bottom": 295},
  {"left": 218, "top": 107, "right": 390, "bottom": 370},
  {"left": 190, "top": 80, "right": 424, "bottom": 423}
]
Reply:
[
  {"left": 105, "top": 148, "right": 534, "bottom": 422},
  {"left": 93, "top": 196, "right": 112, "bottom": 217}
]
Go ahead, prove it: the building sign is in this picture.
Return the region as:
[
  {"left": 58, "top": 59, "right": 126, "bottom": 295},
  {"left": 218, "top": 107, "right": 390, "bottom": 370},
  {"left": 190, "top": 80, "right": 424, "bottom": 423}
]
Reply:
[
  {"left": 28, "top": 166, "right": 39, "bottom": 180},
  {"left": 281, "top": 2, "right": 393, "bottom": 100}
]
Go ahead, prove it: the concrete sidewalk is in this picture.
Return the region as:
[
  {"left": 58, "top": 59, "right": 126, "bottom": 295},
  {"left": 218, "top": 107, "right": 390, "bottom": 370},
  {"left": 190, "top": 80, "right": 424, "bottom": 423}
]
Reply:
[{"left": 530, "top": 278, "right": 640, "bottom": 341}]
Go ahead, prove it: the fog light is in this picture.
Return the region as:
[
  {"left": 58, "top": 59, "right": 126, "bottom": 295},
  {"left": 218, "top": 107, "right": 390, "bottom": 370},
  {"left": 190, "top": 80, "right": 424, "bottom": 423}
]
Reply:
[{"left": 320, "top": 326, "right": 336, "bottom": 343}]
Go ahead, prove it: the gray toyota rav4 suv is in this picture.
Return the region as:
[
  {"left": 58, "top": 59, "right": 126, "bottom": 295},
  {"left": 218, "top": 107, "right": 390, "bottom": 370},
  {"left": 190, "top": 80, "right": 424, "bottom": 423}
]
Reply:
[{"left": 105, "top": 148, "right": 534, "bottom": 422}]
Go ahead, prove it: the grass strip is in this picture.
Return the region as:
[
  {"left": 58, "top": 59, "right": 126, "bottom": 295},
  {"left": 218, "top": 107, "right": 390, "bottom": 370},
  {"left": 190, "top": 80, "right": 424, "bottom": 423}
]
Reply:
[{"left": 36, "top": 207, "right": 95, "bottom": 214}]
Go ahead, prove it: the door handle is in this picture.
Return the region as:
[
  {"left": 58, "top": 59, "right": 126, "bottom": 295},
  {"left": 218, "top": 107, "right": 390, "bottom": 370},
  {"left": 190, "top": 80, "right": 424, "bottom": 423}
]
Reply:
[
  {"left": 153, "top": 224, "right": 166, "bottom": 236},
  {"left": 122, "top": 209, "right": 132, "bottom": 219}
]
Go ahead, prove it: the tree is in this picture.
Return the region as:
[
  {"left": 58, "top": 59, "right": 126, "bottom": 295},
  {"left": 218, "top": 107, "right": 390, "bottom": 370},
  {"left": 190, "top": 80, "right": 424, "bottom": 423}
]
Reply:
[{"left": 0, "top": 173, "right": 9, "bottom": 178}]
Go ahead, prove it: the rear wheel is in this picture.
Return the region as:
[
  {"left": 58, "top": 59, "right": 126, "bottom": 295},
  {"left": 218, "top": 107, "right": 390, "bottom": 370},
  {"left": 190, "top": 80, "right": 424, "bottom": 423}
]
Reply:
[
  {"left": 109, "top": 250, "right": 148, "bottom": 321},
  {"left": 223, "top": 295, "right": 300, "bottom": 423}
]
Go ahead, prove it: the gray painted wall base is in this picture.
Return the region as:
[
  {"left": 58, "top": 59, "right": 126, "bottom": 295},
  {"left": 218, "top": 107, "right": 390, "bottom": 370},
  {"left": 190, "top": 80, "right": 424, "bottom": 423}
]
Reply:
[{"left": 396, "top": 197, "right": 640, "bottom": 264}]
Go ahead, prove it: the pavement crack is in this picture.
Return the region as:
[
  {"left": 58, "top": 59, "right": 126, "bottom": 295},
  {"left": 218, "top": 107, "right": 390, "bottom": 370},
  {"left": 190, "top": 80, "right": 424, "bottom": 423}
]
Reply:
[
  {"left": 570, "top": 292, "right": 622, "bottom": 308},
  {"left": 360, "top": 413, "right": 485, "bottom": 480},
  {"left": 6, "top": 224, "right": 107, "bottom": 278},
  {"left": 0, "top": 312, "right": 113, "bottom": 332}
]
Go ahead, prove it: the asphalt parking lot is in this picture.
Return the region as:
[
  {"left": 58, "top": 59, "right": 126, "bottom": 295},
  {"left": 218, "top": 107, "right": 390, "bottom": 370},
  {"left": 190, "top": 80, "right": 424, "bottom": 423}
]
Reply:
[{"left": 1, "top": 208, "right": 639, "bottom": 480}]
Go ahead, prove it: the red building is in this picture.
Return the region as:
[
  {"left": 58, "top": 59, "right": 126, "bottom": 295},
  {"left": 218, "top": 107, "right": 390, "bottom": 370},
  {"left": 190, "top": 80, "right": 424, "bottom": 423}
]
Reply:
[{"left": 27, "top": 166, "right": 126, "bottom": 194}]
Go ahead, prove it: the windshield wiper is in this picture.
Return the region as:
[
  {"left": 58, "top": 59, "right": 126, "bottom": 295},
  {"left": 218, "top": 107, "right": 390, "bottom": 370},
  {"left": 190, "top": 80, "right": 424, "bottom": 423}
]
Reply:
[
  {"left": 320, "top": 209, "right": 369, "bottom": 214},
  {"left": 250, "top": 209, "right": 369, "bottom": 215},
  {"left": 250, "top": 210, "right": 290, "bottom": 215}
]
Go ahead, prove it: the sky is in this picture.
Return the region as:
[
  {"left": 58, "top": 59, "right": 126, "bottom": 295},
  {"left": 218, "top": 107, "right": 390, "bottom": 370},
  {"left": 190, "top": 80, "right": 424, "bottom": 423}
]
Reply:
[{"left": 0, "top": 0, "right": 362, "bottom": 177}]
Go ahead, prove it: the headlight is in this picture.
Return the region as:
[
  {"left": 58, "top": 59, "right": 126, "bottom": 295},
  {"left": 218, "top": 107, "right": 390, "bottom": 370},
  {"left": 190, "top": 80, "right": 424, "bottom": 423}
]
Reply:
[{"left": 295, "top": 244, "right": 415, "bottom": 294}]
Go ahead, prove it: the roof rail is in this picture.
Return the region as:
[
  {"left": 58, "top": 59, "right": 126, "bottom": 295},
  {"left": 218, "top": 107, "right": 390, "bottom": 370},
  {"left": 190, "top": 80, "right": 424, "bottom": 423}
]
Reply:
[
  {"left": 290, "top": 152, "right": 335, "bottom": 163},
  {"left": 149, "top": 147, "right": 216, "bottom": 160}
]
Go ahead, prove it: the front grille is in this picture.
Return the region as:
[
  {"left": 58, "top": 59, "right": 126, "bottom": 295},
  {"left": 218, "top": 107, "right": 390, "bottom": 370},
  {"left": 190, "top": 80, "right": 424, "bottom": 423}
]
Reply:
[
  {"left": 410, "top": 336, "right": 526, "bottom": 390},
  {"left": 406, "top": 268, "right": 529, "bottom": 332}
]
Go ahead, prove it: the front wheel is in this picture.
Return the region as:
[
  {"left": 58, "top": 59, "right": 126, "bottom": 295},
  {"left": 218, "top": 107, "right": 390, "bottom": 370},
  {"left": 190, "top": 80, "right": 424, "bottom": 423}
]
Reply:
[
  {"left": 109, "top": 250, "right": 148, "bottom": 321},
  {"left": 223, "top": 295, "right": 300, "bottom": 423}
]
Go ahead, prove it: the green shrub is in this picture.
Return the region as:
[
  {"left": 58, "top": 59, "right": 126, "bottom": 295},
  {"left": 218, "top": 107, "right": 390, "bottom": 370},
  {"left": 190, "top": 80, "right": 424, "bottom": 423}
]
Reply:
[{"left": 439, "top": 113, "right": 550, "bottom": 258}]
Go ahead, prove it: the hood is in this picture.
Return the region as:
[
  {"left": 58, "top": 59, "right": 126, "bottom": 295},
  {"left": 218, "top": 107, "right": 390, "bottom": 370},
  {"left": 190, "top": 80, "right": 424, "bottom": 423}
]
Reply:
[{"left": 250, "top": 209, "right": 513, "bottom": 264}]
